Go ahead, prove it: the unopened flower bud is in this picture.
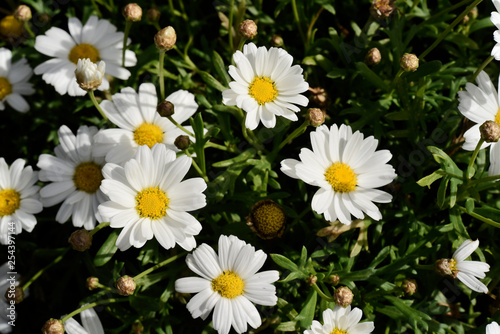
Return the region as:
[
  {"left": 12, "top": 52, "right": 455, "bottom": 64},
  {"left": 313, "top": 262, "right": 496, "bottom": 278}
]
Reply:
[
  {"left": 157, "top": 100, "right": 175, "bottom": 117},
  {"left": 5, "top": 286, "right": 23, "bottom": 304},
  {"left": 469, "top": 7, "right": 478, "bottom": 20},
  {"left": 239, "top": 19, "right": 257, "bottom": 40},
  {"left": 370, "top": 0, "right": 396, "bottom": 20},
  {"left": 246, "top": 199, "right": 286, "bottom": 240},
  {"left": 435, "top": 258, "right": 453, "bottom": 277},
  {"left": 328, "top": 274, "right": 340, "bottom": 286},
  {"left": 365, "top": 47, "right": 381, "bottom": 66},
  {"left": 480, "top": 120, "right": 500, "bottom": 143},
  {"left": 42, "top": 319, "right": 64, "bottom": 334},
  {"left": 14, "top": 5, "right": 32, "bottom": 22},
  {"left": 86, "top": 277, "right": 99, "bottom": 290},
  {"left": 146, "top": 8, "right": 161, "bottom": 23},
  {"left": 174, "top": 135, "right": 190, "bottom": 150},
  {"left": 132, "top": 320, "right": 145, "bottom": 334},
  {"left": 307, "top": 108, "right": 326, "bottom": 127},
  {"left": 68, "top": 229, "right": 92, "bottom": 251},
  {"left": 155, "top": 26, "right": 177, "bottom": 51},
  {"left": 400, "top": 53, "right": 419, "bottom": 72},
  {"left": 116, "top": 275, "right": 136, "bottom": 296},
  {"left": 308, "top": 87, "right": 330, "bottom": 108},
  {"left": 334, "top": 286, "right": 353, "bottom": 308},
  {"left": 271, "top": 35, "right": 284, "bottom": 47},
  {"left": 401, "top": 278, "right": 417, "bottom": 296},
  {"left": 306, "top": 275, "right": 317, "bottom": 286},
  {"left": 462, "top": 15, "right": 470, "bottom": 25},
  {"left": 123, "top": 3, "right": 142, "bottom": 22},
  {"left": 75, "top": 59, "right": 105, "bottom": 91},
  {"left": 37, "top": 13, "right": 51, "bottom": 26}
]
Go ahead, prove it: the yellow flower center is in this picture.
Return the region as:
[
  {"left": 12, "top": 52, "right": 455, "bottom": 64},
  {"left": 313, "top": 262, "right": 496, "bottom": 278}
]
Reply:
[
  {"left": 250, "top": 200, "right": 286, "bottom": 239},
  {"left": 211, "top": 271, "right": 245, "bottom": 299},
  {"left": 324, "top": 162, "right": 357, "bottom": 193},
  {"left": 73, "top": 162, "right": 104, "bottom": 194},
  {"left": 0, "top": 15, "right": 23, "bottom": 38},
  {"left": 133, "top": 123, "right": 164, "bottom": 148},
  {"left": 495, "top": 108, "right": 500, "bottom": 125},
  {"left": 68, "top": 43, "right": 100, "bottom": 64},
  {"left": 330, "top": 329, "right": 348, "bottom": 334},
  {"left": 0, "top": 77, "right": 12, "bottom": 100},
  {"left": 449, "top": 258, "right": 457, "bottom": 272},
  {"left": 135, "top": 187, "right": 169, "bottom": 219},
  {"left": 248, "top": 76, "right": 278, "bottom": 105},
  {"left": 0, "top": 189, "right": 21, "bottom": 217}
]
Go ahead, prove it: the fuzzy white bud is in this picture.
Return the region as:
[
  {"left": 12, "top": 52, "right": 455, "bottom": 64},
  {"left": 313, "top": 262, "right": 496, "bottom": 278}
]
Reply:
[{"left": 75, "top": 58, "right": 105, "bottom": 91}]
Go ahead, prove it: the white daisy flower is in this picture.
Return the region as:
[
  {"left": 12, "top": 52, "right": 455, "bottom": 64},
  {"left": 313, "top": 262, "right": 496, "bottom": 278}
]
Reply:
[
  {"left": 280, "top": 124, "right": 396, "bottom": 225},
  {"left": 487, "top": 321, "right": 500, "bottom": 334},
  {"left": 222, "top": 42, "right": 309, "bottom": 130},
  {"left": 175, "top": 235, "right": 279, "bottom": 334},
  {"left": 491, "top": 0, "right": 500, "bottom": 60},
  {"left": 37, "top": 125, "right": 107, "bottom": 230},
  {"left": 34, "top": 15, "right": 137, "bottom": 96},
  {"left": 63, "top": 307, "right": 104, "bottom": 334},
  {"left": 98, "top": 144, "right": 206, "bottom": 251},
  {"left": 457, "top": 70, "right": 500, "bottom": 175},
  {"left": 0, "top": 47, "right": 35, "bottom": 113},
  {"left": 0, "top": 158, "right": 42, "bottom": 244},
  {"left": 448, "top": 239, "right": 490, "bottom": 294},
  {"left": 304, "top": 306, "right": 374, "bottom": 334},
  {"left": 74, "top": 58, "right": 105, "bottom": 91},
  {"left": 93, "top": 83, "right": 199, "bottom": 165}
]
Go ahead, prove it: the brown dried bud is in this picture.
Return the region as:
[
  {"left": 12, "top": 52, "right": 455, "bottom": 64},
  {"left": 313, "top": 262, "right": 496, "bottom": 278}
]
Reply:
[
  {"left": 480, "top": 120, "right": 500, "bottom": 143},
  {"left": 116, "top": 275, "right": 136, "bottom": 296},
  {"left": 157, "top": 100, "right": 175, "bottom": 117},
  {"left": 271, "top": 35, "right": 284, "bottom": 47},
  {"left": 306, "top": 275, "right": 317, "bottom": 286},
  {"left": 154, "top": 26, "right": 177, "bottom": 51},
  {"left": 68, "top": 229, "right": 92, "bottom": 251},
  {"left": 174, "top": 135, "right": 190, "bottom": 150},
  {"left": 400, "top": 53, "right": 419, "bottom": 72},
  {"left": 5, "top": 286, "right": 23, "bottom": 304},
  {"left": 334, "top": 286, "right": 354, "bottom": 308},
  {"left": 42, "top": 319, "right": 64, "bottom": 334},
  {"left": 37, "top": 13, "right": 51, "bottom": 26},
  {"left": 246, "top": 199, "right": 286, "bottom": 240},
  {"left": 365, "top": 47, "right": 381, "bottom": 66},
  {"left": 239, "top": 19, "right": 257, "bottom": 40},
  {"left": 132, "top": 320, "right": 145, "bottom": 334},
  {"left": 328, "top": 274, "right": 340, "bottom": 286},
  {"left": 86, "top": 277, "right": 99, "bottom": 290},
  {"left": 146, "top": 8, "right": 161, "bottom": 23},
  {"left": 435, "top": 258, "right": 453, "bottom": 277},
  {"left": 123, "top": 3, "right": 142, "bottom": 22},
  {"left": 14, "top": 5, "right": 32, "bottom": 22},
  {"left": 370, "top": 0, "right": 396, "bottom": 20},
  {"left": 308, "top": 87, "right": 330, "bottom": 109},
  {"left": 401, "top": 278, "right": 418, "bottom": 296},
  {"left": 307, "top": 108, "right": 326, "bottom": 127},
  {"left": 462, "top": 15, "right": 470, "bottom": 25}
]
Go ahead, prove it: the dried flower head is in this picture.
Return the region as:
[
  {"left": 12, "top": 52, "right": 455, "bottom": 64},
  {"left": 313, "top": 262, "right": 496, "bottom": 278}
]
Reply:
[
  {"left": 308, "top": 87, "right": 330, "bottom": 109},
  {"left": 123, "top": 3, "right": 142, "bottom": 22},
  {"left": 116, "top": 275, "right": 136, "bottom": 296},
  {"left": 370, "top": 0, "right": 396, "bottom": 20},
  {"left": 154, "top": 26, "right": 177, "bottom": 51},
  {"left": 246, "top": 199, "right": 286, "bottom": 239},
  {"left": 239, "top": 19, "right": 258, "bottom": 39}
]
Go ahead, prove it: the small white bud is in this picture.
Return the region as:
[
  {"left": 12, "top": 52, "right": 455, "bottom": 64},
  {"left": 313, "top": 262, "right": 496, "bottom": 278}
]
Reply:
[{"left": 75, "top": 58, "right": 105, "bottom": 91}]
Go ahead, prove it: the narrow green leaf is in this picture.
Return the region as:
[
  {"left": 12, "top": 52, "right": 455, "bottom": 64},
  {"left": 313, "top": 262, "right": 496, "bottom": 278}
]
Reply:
[
  {"left": 199, "top": 70, "right": 226, "bottom": 92},
  {"left": 298, "top": 246, "right": 308, "bottom": 268},
  {"left": 450, "top": 208, "right": 470, "bottom": 238},
  {"left": 94, "top": 230, "right": 119, "bottom": 267},
  {"left": 427, "top": 146, "right": 461, "bottom": 174},
  {"left": 416, "top": 169, "right": 445, "bottom": 188},
  {"left": 436, "top": 176, "right": 450, "bottom": 209},
  {"left": 354, "top": 62, "right": 389, "bottom": 91},
  {"left": 296, "top": 290, "right": 317, "bottom": 329},
  {"left": 212, "top": 50, "right": 231, "bottom": 86},
  {"left": 271, "top": 253, "right": 299, "bottom": 271},
  {"left": 275, "top": 321, "right": 299, "bottom": 331},
  {"left": 212, "top": 148, "right": 256, "bottom": 167}
]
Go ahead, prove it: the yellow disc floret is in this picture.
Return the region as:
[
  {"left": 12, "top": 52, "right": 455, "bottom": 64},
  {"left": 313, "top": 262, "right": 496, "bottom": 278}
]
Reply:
[
  {"left": 249, "top": 199, "right": 286, "bottom": 239},
  {"left": 324, "top": 162, "right": 357, "bottom": 193},
  {"left": 211, "top": 271, "right": 245, "bottom": 299},
  {"left": 495, "top": 108, "right": 500, "bottom": 125},
  {"left": 135, "top": 187, "right": 169, "bottom": 219},
  {"left": 248, "top": 76, "right": 278, "bottom": 105},
  {"left": 73, "top": 162, "right": 104, "bottom": 194},
  {"left": 0, "top": 77, "right": 12, "bottom": 100},
  {"left": 68, "top": 43, "right": 100, "bottom": 64},
  {"left": 0, "top": 189, "right": 21, "bottom": 216},
  {"left": 133, "top": 123, "right": 164, "bottom": 148},
  {"left": 330, "top": 329, "right": 348, "bottom": 334}
]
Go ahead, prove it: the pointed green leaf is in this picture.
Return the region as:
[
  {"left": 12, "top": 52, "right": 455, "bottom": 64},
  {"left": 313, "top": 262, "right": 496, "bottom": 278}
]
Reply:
[
  {"left": 94, "top": 230, "right": 119, "bottom": 267},
  {"left": 296, "top": 290, "right": 317, "bottom": 329},
  {"left": 212, "top": 50, "right": 231, "bottom": 86},
  {"left": 417, "top": 169, "right": 445, "bottom": 188},
  {"left": 199, "top": 70, "right": 226, "bottom": 92},
  {"left": 271, "top": 253, "right": 299, "bottom": 271}
]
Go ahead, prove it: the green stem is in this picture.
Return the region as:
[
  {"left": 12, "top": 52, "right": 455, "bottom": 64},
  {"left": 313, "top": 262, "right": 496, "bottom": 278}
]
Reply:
[
  {"left": 277, "top": 120, "right": 309, "bottom": 151},
  {"left": 183, "top": 150, "right": 208, "bottom": 182},
  {"left": 311, "top": 283, "right": 335, "bottom": 302},
  {"left": 159, "top": 50, "right": 166, "bottom": 101},
  {"left": 291, "top": 0, "right": 306, "bottom": 45},
  {"left": 469, "top": 173, "right": 500, "bottom": 186},
  {"left": 23, "top": 21, "right": 35, "bottom": 38},
  {"left": 89, "top": 90, "right": 107, "bottom": 121},
  {"left": 134, "top": 252, "right": 186, "bottom": 281},
  {"left": 228, "top": 0, "right": 235, "bottom": 51},
  {"left": 204, "top": 141, "right": 239, "bottom": 153},
  {"left": 466, "top": 138, "right": 484, "bottom": 180},
  {"left": 61, "top": 298, "right": 128, "bottom": 323},
  {"left": 458, "top": 206, "right": 500, "bottom": 228},
  {"left": 470, "top": 56, "right": 494, "bottom": 82},
  {"left": 419, "top": 0, "right": 483, "bottom": 60},
  {"left": 167, "top": 116, "right": 194, "bottom": 137},
  {"left": 122, "top": 20, "right": 132, "bottom": 68},
  {"left": 22, "top": 248, "right": 69, "bottom": 291},
  {"left": 89, "top": 222, "right": 110, "bottom": 237},
  {"left": 306, "top": 7, "right": 324, "bottom": 48}
]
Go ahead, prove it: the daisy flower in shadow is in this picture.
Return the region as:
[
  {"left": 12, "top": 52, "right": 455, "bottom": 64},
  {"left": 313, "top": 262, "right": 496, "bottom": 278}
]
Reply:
[
  {"left": 64, "top": 307, "right": 104, "bottom": 334},
  {"left": 304, "top": 306, "right": 374, "bottom": 334}
]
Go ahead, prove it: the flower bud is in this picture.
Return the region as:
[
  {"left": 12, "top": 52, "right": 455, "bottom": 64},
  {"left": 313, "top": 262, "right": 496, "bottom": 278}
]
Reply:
[
  {"left": 469, "top": 7, "right": 478, "bottom": 20},
  {"left": 42, "top": 319, "right": 64, "bottom": 334},
  {"left": 123, "top": 3, "right": 142, "bottom": 22},
  {"left": 75, "top": 59, "right": 105, "bottom": 92},
  {"left": 365, "top": 47, "right": 381, "bottom": 66},
  {"left": 328, "top": 274, "right": 340, "bottom": 286},
  {"left": 435, "top": 258, "right": 453, "bottom": 277},
  {"left": 68, "top": 229, "right": 92, "bottom": 251},
  {"left": 271, "top": 35, "right": 284, "bottom": 47},
  {"left": 401, "top": 278, "right": 417, "bottom": 296},
  {"left": 14, "top": 5, "right": 32, "bottom": 22},
  {"left": 480, "top": 120, "right": 500, "bottom": 143},
  {"left": 146, "top": 8, "right": 161, "bottom": 23},
  {"left": 86, "top": 277, "right": 99, "bottom": 290},
  {"left": 246, "top": 199, "right": 286, "bottom": 240},
  {"left": 155, "top": 26, "right": 177, "bottom": 51},
  {"left": 370, "top": 0, "right": 396, "bottom": 20},
  {"left": 157, "top": 100, "right": 175, "bottom": 117},
  {"left": 306, "top": 275, "right": 317, "bottom": 286},
  {"left": 307, "top": 108, "right": 326, "bottom": 127},
  {"left": 239, "top": 19, "right": 257, "bottom": 40},
  {"left": 461, "top": 14, "right": 470, "bottom": 25},
  {"left": 308, "top": 87, "right": 330, "bottom": 108},
  {"left": 132, "top": 320, "right": 145, "bottom": 334},
  {"left": 5, "top": 286, "right": 23, "bottom": 304},
  {"left": 174, "top": 135, "right": 190, "bottom": 150},
  {"left": 400, "top": 53, "right": 419, "bottom": 72},
  {"left": 334, "top": 286, "right": 353, "bottom": 308},
  {"left": 0, "top": 15, "right": 24, "bottom": 42},
  {"left": 116, "top": 275, "right": 136, "bottom": 296}
]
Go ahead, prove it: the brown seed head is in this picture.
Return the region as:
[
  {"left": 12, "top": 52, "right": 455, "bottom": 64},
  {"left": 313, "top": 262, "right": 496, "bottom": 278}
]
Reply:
[
  {"left": 370, "top": 0, "right": 396, "bottom": 20},
  {"left": 435, "top": 258, "right": 453, "bottom": 277}
]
